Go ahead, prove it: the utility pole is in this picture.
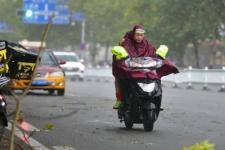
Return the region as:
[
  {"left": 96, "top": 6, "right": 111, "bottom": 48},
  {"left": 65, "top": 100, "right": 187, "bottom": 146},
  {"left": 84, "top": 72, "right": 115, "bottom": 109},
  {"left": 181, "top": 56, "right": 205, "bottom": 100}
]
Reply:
[{"left": 81, "top": 19, "right": 85, "bottom": 44}]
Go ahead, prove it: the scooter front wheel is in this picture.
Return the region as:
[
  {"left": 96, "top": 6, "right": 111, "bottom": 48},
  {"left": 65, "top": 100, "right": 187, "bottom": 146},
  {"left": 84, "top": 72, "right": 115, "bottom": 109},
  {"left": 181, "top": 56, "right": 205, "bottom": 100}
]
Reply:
[{"left": 143, "top": 108, "right": 156, "bottom": 131}]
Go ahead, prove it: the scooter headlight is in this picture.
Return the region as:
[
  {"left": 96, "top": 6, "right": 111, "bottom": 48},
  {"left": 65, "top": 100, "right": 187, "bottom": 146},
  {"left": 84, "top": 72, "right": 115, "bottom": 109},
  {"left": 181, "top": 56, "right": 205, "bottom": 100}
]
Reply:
[{"left": 138, "top": 82, "right": 156, "bottom": 93}]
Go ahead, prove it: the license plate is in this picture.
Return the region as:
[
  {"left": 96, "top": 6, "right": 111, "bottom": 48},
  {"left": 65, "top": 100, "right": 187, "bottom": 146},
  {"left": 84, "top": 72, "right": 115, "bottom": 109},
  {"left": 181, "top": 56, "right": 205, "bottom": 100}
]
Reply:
[{"left": 32, "top": 80, "right": 50, "bottom": 86}]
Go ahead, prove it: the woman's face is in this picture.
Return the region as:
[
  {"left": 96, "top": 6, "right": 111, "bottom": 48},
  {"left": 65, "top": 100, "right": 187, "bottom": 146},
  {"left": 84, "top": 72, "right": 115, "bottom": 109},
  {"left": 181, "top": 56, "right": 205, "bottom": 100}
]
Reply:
[{"left": 134, "top": 32, "right": 144, "bottom": 43}]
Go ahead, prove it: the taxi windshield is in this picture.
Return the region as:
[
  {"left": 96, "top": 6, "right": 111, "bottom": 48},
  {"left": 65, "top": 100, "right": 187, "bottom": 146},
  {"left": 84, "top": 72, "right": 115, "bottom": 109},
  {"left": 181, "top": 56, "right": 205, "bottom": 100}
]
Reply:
[
  {"left": 55, "top": 54, "right": 79, "bottom": 62},
  {"left": 40, "top": 51, "right": 58, "bottom": 66}
]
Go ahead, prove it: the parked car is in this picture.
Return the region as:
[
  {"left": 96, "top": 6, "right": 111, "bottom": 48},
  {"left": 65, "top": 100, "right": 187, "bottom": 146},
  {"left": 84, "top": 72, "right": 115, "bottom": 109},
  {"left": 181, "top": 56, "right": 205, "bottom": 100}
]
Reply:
[
  {"left": 53, "top": 51, "right": 85, "bottom": 80},
  {"left": 9, "top": 50, "right": 66, "bottom": 96}
]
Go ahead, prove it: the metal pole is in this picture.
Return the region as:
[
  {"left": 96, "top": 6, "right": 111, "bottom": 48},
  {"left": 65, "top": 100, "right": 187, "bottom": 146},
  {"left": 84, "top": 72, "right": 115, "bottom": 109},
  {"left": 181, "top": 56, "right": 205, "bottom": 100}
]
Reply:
[
  {"left": 219, "top": 66, "right": 225, "bottom": 92},
  {"left": 187, "top": 66, "right": 193, "bottom": 89},
  {"left": 81, "top": 19, "right": 85, "bottom": 44},
  {"left": 202, "top": 66, "right": 210, "bottom": 90}
]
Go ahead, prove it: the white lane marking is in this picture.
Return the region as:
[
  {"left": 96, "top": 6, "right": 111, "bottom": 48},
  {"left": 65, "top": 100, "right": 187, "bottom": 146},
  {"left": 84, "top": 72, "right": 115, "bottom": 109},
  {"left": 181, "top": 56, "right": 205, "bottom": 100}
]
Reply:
[
  {"left": 6, "top": 122, "right": 50, "bottom": 150},
  {"left": 52, "top": 146, "right": 76, "bottom": 150},
  {"left": 66, "top": 93, "right": 81, "bottom": 98},
  {"left": 87, "top": 119, "right": 120, "bottom": 125},
  {"left": 165, "top": 94, "right": 184, "bottom": 98}
]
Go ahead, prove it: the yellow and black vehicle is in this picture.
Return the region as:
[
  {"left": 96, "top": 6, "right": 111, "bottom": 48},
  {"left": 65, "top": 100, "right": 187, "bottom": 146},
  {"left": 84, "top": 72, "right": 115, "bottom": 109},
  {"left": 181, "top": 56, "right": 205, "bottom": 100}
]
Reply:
[{"left": 9, "top": 50, "right": 66, "bottom": 96}]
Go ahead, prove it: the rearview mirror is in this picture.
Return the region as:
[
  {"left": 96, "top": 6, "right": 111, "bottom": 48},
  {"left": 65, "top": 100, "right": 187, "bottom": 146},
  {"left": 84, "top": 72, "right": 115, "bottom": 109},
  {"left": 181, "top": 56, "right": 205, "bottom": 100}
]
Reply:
[
  {"left": 80, "top": 59, "right": 84, "bottom": 63},
  {"left": 59, "top": 60, "right": 66, "bottom": 65}
]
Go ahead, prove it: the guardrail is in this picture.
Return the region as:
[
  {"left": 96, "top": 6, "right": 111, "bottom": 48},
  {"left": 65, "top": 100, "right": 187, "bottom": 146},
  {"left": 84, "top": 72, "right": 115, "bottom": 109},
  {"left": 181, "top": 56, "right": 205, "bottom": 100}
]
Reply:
[
  {"left": 162, "top": 66, "right": 225, "bottom": 91},
  {"left": 84, "top": 66, "right": 225, "bottom": 92}
]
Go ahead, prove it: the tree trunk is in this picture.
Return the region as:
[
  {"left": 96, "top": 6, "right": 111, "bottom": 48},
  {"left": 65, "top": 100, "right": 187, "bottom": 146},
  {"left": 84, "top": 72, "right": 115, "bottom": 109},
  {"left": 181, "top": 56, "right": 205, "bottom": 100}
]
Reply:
[
  {"left": 192, "top": 39, "right": 200, "bottom": 68},
  {"left": 104, "top": 43, "right": 110, "bottom": 64},
  {"left": 175, "top": 51, "right": 185, "bottom": 67},
  {"left": 171, "top": 43, "right": 186, "bottom": 68},
  {"left": 89, "top": 30, "right": 97, "bottom": 66},
  {"left": 91, "top": 43, "right": 97, "bottom": 66}
]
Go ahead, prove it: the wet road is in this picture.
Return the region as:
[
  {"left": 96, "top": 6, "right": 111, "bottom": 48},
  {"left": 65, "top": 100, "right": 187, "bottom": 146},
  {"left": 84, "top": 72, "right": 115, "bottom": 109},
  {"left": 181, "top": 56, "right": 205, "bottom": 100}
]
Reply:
[{"left": 6, "top": 78, "right": 225, "bottom": 150}]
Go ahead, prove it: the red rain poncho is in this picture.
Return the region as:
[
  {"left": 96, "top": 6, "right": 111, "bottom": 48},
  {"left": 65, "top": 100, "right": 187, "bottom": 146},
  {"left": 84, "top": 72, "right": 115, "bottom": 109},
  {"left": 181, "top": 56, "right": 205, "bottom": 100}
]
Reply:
[{"left": 112, "top": 25, "right": 179, "bottom": 79}]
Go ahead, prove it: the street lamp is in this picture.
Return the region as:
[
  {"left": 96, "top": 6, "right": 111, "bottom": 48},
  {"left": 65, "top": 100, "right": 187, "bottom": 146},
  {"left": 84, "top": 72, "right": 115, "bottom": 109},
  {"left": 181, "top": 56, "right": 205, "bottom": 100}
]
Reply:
[
  {"left": 25, "top": 9, "right": 33, "bottom": 18},
  {"left": 17, "top": 9, "right": 33, "bottom": 18}
]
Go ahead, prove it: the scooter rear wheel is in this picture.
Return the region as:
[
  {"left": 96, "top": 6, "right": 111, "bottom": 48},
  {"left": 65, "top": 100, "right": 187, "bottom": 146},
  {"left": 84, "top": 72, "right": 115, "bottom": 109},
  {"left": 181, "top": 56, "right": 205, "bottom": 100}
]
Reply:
[
  {"left": 124, "top": 112, "right": 133, "bottom": 129},
  {"left": 0, "top": 116, "right": 5, "bottom": 141},
  {"left": 143, "top": 119, "right": 154, "bottom": 132}
]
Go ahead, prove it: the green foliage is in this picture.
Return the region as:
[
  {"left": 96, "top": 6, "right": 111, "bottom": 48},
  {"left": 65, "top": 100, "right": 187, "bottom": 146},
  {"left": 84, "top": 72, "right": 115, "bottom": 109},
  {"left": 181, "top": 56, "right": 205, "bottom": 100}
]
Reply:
[
  {"left": 140, "top": 0, "right": 225, "bottom": 66},
  {"left": 1, "top": 0, "right": 225, "bottom": 64},
  {"left": 182, "top": 140, "right": 215, "bottom": 150},
  {"left": 43, "top": 123, "right": 55, "bottom": 131},
  {"left": 70, "top": 0, "right": 136, "bottom": 45}
]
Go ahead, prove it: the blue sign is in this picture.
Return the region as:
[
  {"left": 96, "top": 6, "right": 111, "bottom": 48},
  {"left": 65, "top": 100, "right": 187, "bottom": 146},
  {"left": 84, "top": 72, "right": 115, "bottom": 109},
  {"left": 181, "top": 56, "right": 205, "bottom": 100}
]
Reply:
[
  {"left": 72, "top": 12, "right": 85, "bottom": 22},
  {"left": 23, "top": 0, "right": 71, "bottom": 24},
  {"left": 0, "top": 22, "right": 11, "bottom": 33},
  {"left": 52, "top": 4, "right": 71, "bottom": 24}
]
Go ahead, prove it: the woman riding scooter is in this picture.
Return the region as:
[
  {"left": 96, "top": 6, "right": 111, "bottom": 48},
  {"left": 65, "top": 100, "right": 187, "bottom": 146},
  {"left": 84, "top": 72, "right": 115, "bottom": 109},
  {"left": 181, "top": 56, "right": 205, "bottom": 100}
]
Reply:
[
  {"left": 113, "top": 25, "right": 167, "bottom": 109},
  {"left": 111, "top": 25, "right": 178, "bottom": 131}
]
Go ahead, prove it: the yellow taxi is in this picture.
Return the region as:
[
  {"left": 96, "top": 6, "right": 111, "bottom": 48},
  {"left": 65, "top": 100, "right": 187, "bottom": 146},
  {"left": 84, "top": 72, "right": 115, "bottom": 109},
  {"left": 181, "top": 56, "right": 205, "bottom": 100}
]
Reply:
[{"left": 9, "top": 51, "right": 66, "bottom": 95}]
